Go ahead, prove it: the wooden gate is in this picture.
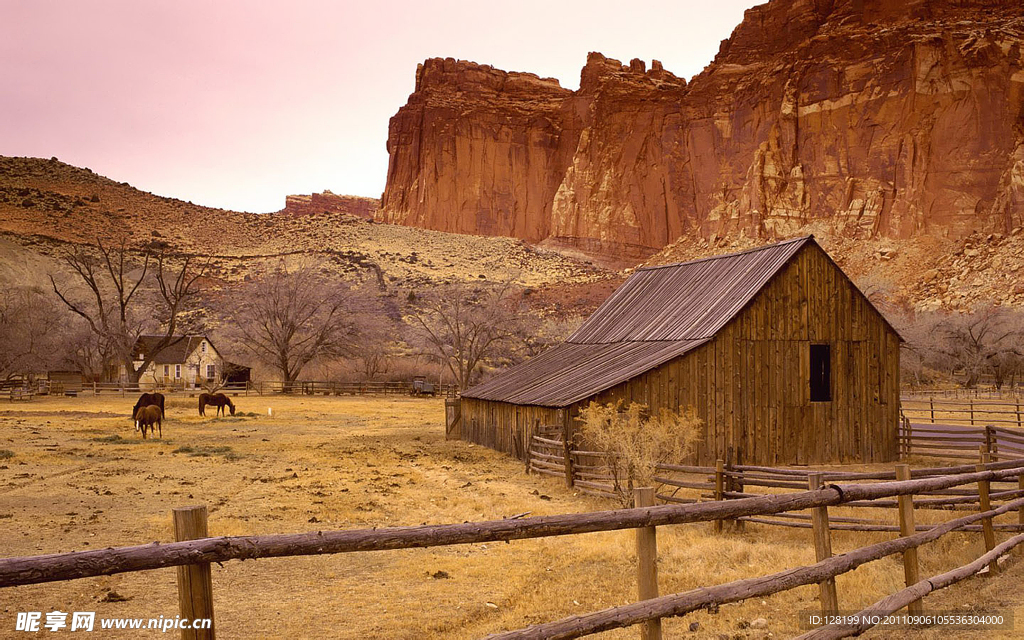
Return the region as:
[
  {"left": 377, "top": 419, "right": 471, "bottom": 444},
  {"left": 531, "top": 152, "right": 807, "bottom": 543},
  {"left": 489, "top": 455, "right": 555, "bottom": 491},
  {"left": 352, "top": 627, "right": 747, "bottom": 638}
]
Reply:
[{"left": 445, "top": 399, "right": 461, "bottom": 440}]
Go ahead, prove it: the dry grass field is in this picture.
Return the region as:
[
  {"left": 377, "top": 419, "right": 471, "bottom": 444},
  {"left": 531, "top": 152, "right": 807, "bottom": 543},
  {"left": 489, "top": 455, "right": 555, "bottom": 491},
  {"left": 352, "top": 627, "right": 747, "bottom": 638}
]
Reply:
[{"left": 1, "top": 395, "right": 1022, "bottom": 639}]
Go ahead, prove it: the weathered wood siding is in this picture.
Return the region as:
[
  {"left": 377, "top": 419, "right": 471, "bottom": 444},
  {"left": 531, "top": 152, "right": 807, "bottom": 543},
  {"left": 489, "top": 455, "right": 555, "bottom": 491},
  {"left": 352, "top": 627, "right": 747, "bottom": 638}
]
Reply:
[
  {"left": 461, "top": 242, "right": 899, "bottom": 465},
  {"left": 460, "top": 397, "right": 563, "bottom": 460}
]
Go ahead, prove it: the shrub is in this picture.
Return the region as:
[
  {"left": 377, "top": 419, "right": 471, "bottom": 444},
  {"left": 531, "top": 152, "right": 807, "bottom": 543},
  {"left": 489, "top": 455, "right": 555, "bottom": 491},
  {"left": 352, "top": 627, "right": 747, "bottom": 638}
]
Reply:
[{"left": 578, "top": 401, "right": 702, "bottom": 507}]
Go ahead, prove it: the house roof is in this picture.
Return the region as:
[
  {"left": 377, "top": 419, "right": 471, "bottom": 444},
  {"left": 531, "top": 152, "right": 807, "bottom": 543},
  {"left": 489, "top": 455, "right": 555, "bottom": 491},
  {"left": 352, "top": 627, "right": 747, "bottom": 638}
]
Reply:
[
  {"left": 462, "top": 236, "right": 896, "bottom": 408},
  {"left": 134, "top": 335, "right": 214, "bottom": 364}
]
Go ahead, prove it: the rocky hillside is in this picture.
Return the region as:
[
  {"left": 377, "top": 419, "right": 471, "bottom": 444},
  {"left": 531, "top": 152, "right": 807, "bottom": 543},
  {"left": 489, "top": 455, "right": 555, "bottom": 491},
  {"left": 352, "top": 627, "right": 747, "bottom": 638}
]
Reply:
[
  {"left": 0, "top": 156, "right": 604, "bottom": 295},
  {"left": 379, "top": 0, "right": 1024, "bottom": 260},
  {"left": 645, "top": 223, "right": 1024, "bottom": 311}
]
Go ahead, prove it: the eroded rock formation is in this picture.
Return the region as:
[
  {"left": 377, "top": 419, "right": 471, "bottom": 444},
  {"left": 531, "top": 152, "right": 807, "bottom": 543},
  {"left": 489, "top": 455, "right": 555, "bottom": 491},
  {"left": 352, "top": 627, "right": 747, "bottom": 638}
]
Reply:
[
  {"left": 281, "top": 191, "right": 379, "bottom": 219},
  {"left": 379, "top": 0, "right": 1024, "bottom": 257}
]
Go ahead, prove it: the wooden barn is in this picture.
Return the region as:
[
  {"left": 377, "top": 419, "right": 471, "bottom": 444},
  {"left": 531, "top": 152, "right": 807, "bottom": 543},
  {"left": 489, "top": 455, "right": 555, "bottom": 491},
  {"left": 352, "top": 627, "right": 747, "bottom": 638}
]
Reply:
[{"left": 457, "top": 236, "right": 901, "bottom": 466}]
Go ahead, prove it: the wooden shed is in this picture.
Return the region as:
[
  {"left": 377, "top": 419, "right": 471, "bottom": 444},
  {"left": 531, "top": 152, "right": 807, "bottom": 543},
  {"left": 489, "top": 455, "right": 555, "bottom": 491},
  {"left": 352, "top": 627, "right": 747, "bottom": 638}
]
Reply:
[{"left": 457, "top": 236, "right": 901, "bottom": 466}]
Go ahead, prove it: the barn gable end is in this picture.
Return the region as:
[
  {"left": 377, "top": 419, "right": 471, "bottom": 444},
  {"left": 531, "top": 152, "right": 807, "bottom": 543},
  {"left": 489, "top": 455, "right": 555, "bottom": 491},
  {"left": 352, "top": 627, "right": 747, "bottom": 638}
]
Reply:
[{"left": 459, "top": 237, "right": 900, "bottom": 466}]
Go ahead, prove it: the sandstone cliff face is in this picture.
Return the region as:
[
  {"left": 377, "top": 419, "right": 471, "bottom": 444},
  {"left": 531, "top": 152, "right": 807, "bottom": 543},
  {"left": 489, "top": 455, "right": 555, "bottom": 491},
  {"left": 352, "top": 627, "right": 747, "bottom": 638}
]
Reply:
[
  {"left": 379, "top": 0, "right": 1024, "bottom": 257},
  {"left": 281, "top": 191, "right": 379, "bottom": 219}
]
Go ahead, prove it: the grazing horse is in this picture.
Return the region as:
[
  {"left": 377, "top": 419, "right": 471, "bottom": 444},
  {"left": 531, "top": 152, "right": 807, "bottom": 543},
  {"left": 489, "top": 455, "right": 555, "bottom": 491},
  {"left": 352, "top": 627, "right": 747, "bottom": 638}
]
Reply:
[
  {"left": 136, "top": 405, "right": 163, "bottom": 439},
  {"left": 199, "top": 392, "right": 235, "bottom": 417},
  {"left": 132, "top": 392, "right": 165, "bottom": 432}
]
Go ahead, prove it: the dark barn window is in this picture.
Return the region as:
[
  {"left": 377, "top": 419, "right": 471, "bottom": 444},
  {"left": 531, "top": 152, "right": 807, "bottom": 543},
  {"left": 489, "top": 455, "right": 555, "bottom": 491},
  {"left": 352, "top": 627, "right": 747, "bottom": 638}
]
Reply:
[{"left": 810, "top": 344, "right": 831, "bottom": 402}]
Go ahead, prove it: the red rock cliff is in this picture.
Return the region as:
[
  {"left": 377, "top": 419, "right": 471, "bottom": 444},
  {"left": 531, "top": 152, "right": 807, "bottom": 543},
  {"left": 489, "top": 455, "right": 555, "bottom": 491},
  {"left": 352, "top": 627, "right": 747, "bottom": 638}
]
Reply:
[{"left": 379, "top": 0, "right": 1024, "bottom": 256}]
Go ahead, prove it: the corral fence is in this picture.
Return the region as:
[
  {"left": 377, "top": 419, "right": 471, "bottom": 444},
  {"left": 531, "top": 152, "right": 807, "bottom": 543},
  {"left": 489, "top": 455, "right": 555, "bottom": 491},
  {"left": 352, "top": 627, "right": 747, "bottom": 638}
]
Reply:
[
  {"left": 16, "top": 380, "right": 457, "bottom": 399},
  {"left": 528, "top": 422, "right": 1024, "bottom": 535},
  {"left": 900, "top": 395, "right": 1024, "bottom": 428},
  {"left": 898, "top": 419, "right": 1024, "bottom": 461},
  {"left": 3, "top": 461, "right": 1024, "bottom": 639},
  {"left": 905, "top": 386, "right": 1023, "bottom": 400}
]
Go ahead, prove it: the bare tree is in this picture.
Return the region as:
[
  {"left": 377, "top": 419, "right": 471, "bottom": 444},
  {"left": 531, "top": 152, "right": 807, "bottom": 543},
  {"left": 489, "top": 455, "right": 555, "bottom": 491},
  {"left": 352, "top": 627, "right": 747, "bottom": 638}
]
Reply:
[
  {"left": 408, "top": 281, "right": 536, "bottom": 390},
  {"left": 0, "top": 287, "right": 61, "bottom": 380},
  {"left": 48, "top": 238, "right": 207, "bottom": 384},
  {"left": 228, "top": 266, "right": 360, "bottom": 382},
  {"left": 935, "top": 305, "right": 1022, "bottom": 388},
  {"left": 352, "top": 322, "right": 397, "bottom": 380}
]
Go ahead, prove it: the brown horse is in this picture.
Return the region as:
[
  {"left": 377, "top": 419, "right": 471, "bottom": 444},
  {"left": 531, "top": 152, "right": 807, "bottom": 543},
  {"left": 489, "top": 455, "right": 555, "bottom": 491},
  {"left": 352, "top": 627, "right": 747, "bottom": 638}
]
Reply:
[
  {"left": 199, "top": 392, "right": 235, "bottom": 417},
  {"left": 132, "top": 392, "right": 165, "bottom": 421},
  {"left": 136, "top": 405, "right": 162, "bottom": 439}
]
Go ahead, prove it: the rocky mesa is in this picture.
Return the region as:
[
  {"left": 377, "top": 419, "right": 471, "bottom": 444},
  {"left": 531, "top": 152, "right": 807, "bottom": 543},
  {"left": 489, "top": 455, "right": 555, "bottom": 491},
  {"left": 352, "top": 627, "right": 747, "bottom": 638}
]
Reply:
[
  {"left": 280, "top": 191, "right": 379, "bottom": 220},
  {"left": 378, "top": 0, "right": 1024, "bottom": 258}
]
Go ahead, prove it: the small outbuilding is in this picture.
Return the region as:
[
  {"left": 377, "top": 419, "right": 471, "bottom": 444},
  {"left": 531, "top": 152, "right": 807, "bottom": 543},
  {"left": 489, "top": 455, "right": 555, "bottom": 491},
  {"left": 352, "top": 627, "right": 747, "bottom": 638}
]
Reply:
[{"left": 457, "top": 236, "right": 901, "bottom": 466}]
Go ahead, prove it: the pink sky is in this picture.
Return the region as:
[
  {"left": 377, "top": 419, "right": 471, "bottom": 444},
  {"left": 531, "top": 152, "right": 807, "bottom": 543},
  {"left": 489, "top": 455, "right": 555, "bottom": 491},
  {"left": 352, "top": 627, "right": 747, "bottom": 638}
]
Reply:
[{"left": 1, "top": 0, "right": 761, "bottom": 213}]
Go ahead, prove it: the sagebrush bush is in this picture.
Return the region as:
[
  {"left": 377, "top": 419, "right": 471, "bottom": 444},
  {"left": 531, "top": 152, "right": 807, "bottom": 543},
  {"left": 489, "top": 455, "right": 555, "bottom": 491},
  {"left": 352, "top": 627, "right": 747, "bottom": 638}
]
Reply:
[{"left": 578, "top": 401, "right": 702, "bottom": 507}]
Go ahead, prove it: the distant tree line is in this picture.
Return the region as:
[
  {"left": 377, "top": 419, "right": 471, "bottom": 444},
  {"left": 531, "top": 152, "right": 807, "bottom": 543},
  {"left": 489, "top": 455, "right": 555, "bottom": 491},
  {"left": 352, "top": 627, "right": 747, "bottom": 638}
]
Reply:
[
  {"left": 2, "top": 238, "right": 580, "bottom": 389},
  {"left": 897, "top": 305, "right": 1024, "bottom": 390}
]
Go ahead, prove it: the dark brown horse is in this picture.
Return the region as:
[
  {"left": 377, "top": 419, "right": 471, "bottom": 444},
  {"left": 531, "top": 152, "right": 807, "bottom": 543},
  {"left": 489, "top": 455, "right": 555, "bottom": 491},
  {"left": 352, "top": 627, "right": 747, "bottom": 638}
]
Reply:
[
  {"left": 136, "top": 405, "right": 163, "bottom": 439},
  {"left": 199, "top": 392, "right": 235, "bottom": 417},
  {"left": 133, "top": 392, "right": 165, "bottom": 431}
]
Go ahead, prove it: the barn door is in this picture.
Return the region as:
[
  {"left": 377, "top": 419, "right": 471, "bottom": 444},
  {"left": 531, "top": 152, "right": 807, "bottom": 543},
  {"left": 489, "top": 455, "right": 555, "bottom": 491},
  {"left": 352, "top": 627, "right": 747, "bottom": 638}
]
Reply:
[{"left": 445, "top": 399, "right": 461, "bottom": 440}]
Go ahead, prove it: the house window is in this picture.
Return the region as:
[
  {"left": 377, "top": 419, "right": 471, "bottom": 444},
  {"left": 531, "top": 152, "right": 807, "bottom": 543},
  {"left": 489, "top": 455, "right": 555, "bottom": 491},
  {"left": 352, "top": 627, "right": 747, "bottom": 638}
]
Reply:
[
  {"left": 207, "top": 364, "right": 215, "bottom": 379},
  {"left": 175, "top": 364, "right": 181, "bottom": 379},
  {"left": 810, "top": 344, "right": 831, "bottom": 402},
  {"left": 163, "top": 365, "right": 169, "bottom": 377},
  {"left": 201, "top": 341, "right": 207, "bottom": 353}
]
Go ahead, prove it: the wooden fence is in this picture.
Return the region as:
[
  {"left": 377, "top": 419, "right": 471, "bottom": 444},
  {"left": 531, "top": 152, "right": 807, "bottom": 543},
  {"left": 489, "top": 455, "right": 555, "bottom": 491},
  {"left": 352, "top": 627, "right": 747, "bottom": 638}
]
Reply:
[
  {"left": 901, "top": 395, "right": 1024, "bottom": 428},
  {"left": 3, "top": 462, "right": 1024, "bottom": 639},
  {"left": 528, "top": 426, "right": 1024, "bottom": 533},
  {"left": 898, "top": 419, "right": 1024, "bottom": 461},
  {"left": 28, "top": 380, "right": 458, "bottom": 398}
]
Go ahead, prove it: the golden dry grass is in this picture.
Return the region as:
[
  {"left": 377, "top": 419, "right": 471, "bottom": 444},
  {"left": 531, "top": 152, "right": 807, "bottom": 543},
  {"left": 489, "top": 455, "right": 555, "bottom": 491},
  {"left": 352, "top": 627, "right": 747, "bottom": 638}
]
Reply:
[{"left": 0, "top": 394, "right": 1022, "bottom": 638}]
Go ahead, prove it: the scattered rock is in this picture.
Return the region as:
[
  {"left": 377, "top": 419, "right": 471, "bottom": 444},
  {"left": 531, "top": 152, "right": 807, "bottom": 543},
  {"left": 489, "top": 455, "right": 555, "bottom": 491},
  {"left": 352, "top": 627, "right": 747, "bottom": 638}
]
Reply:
[{"left": 751, "top": 617, "right": 768, "bottom": 629}]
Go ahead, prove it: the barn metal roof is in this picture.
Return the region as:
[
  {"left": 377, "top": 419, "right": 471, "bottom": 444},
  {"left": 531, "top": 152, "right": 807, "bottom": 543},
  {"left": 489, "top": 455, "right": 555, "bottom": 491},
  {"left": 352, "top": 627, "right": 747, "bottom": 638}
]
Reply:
[
  {"left": 567, "top": 236, "right": 810, "bottom": 343},
  {"left": 462, "top": 236, "right": 817, "bottom": 407},
  {"left": 461, "top": 339, "right": 709, "bottom": 407}
]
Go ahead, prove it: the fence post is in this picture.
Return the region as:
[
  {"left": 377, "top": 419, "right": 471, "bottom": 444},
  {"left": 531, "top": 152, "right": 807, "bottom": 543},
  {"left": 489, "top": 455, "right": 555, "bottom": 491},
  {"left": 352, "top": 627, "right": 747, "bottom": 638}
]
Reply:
[
  {"left": 1019, "top": 471, "right": 1024, "bottom": 531},
  {"left": 559, "top": 409, "right": 574, "bottom": 488},
  {"left": 173, "top": 506, "right": 215, "bottom": 639},
  {"left": 895, "top": 464, "right": 923, "bottom": 615},
  {"left": 976, "top": 448, "right": 998, "bottom": 575},
  {"left": 714, "top": 459, "right": 725, "bottom": 534},
  {"left": 970, "top": 400, "right": 975, "bottom": 426},
  {"left": 808, "top": 473, "right": 839, "bottom": 616},
  {"left": 1017, "top": 401, "right": 1022, "bottom": 429},
  {"left": 634, "top": 487, "right": 661, "bottom": 640},
  {"left": 902, "top": 417, "right": 913, "bottom": 459},
  {"left": 987, "top": 426, "right": 999, "bottom": 462},
  {"left": 733, "top": 447, "right": 745, "bottom": 532},
  {"left": 930, "top": 397, "right": 935, "bottom": 423}
]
